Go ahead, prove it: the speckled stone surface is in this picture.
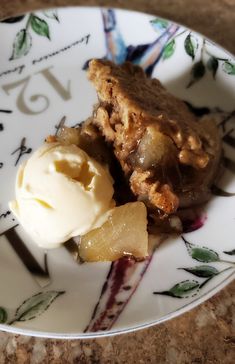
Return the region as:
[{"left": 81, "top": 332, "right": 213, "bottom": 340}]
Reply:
[{"left": 0, "top": 1, "right": 234, "bottom": 363}]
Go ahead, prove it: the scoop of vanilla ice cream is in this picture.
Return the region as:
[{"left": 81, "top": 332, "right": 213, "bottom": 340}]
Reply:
[{"left": 9, "top": 142, "right": 114, "bottom": 248}]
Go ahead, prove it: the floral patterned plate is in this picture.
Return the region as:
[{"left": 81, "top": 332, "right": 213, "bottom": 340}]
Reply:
[{"left": 0, "top": 7, "right": 234, "bottom": 339}]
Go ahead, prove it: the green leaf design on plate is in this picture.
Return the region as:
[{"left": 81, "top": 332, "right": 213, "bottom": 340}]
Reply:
[
  {"left": 182, "top": 237, "right": 220, "bottom": 263},
  {"left": 150, "top": 18, "right": 168, "bottom": 29},
  {"left": 187, "top": 60, "right": 206, "bottom": 88},
  {"left": 162, "top": 39, "right": 175, "bottom": 60},
  {"left": 12, "top": 290, "right": 65, "bottom": 323},
  {"left": 179, "top": 265, "right": 219, "bottom": 278},
  {"left": 207, "top": 56, "right": 219, "bottom": 78},
  {"left": 43, "top": 9, "right": 59, "bottom": 22},
  {"left": 154, "top": 280, "right": 200, "bottom": 298},
  {"left": 223, "top": 249, "right": 235, "bottom": 256},
  {"left": 184, "top": 34, "right": 197, "bottom": 60},
  {"left": 9, "top": 29, "right": 32, "bottom": 60},
  {"left": 211, "top": 184, "right": 235, "bottom": 197},
  {"left": 223, "top": 61, "right": 235, "bottom": 75},
  {"left": 0, "top": 307, "right": 7, "bottom": 324},
  {"left": 30, "top": 15, "right": 50, "bottom": 39},
  {"left": 1, "top": 15, "right": 25, "bottom": 24}
]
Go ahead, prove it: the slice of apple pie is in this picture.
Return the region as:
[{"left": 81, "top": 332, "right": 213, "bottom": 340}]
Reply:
[{"left": 87, "top": 59, "right": 221, "bottom": 219}]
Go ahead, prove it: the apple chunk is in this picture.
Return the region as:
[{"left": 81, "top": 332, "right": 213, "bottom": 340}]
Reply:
[{"left": 79, "top": 202, "right": 148, "bottom": 261}]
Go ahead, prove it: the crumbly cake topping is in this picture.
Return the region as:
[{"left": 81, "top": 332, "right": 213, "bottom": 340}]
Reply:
[{"left": 88, "top": 59, "right": 221, "bottom": 215}]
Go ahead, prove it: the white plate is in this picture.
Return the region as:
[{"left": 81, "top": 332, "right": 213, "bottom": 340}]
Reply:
[{"left": 0, "top": 6, "right": 234, "bottom": 339}]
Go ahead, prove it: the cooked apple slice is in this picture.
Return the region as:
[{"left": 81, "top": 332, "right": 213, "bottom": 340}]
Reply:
[{"left": 79, "top": 202, "right": 148, "bottom": 261}]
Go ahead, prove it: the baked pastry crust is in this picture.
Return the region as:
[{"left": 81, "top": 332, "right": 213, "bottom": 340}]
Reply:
[{"left": 88, "top": 59, "right": 221, "bottom": 216}]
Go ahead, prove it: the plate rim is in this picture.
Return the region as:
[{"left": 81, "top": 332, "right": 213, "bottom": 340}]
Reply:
[{"left": 0, "top": 270, "right": 234, "bottom": 339}]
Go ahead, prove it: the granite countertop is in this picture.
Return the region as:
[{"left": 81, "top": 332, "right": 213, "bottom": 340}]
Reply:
[{"left": 0, "top": 0, "right": 234, "bottom": 363}]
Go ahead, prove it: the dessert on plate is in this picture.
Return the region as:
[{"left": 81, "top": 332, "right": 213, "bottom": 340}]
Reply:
[
  {"left": 87, "top": 59, "right": 221, "bottom": 216},
  {"left": 9, "top": 143, "right": 114, "bottom": 248},
  {"left": 9, "top": 59, "right": 222, "bottom": 261}
]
